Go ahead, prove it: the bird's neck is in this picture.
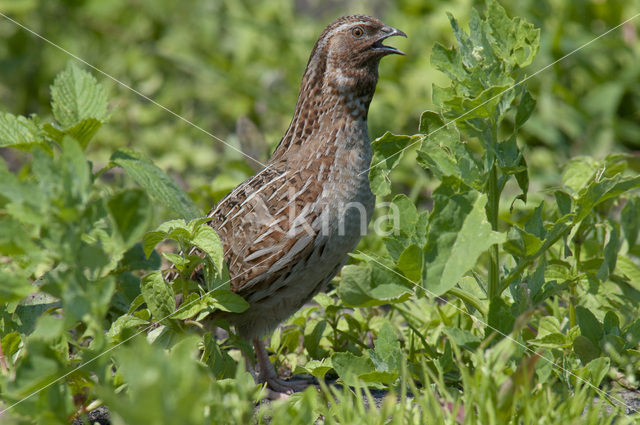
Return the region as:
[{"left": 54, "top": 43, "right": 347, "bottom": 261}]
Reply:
[{"left": 270, "top": 60, "right": 379, "bottom": 163}]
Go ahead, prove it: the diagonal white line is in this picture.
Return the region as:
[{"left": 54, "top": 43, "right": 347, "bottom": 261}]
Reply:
[
  {"left": 360, "top": 11, "right": 640, "bottom": 177},
  {"left": 0, "top": 12, "right": 267, "bottom": 170},
  {"left": 356, "top": 250, "right": 638, "bottom": 414},
  {"left": 0, "top": 253, "right": 275, "bottom": 415}
]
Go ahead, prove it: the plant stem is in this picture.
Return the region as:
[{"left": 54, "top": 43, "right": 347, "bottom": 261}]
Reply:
[
  {"left": 487, "top": 162, "right": 501, "bottom": 299},
  {"left": 447, "top": 287, "right": 488, "bottom": 316}
]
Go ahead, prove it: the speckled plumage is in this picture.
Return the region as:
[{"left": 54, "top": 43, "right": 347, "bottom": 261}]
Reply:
[{"left": 170, "top": 15, "right": 406, "bottom": 394}]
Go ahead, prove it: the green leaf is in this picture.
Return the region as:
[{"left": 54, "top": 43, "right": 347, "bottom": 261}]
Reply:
[
  {"left": 142, "top": 231, "right": 167, "bottom": 258},
  {"left": 369, "top": 132, "right": 419, "bottom": 196},
  {"left": 575, "top": 306, "right": 603, "bottom": 347},
  {"left": 43, "top": 118, "right": 102, "bottom": 150},
  {"left": 574, "top": 175, "right": 640, "bottom": 223},
  {"left": 573, "top": 336, "right": 601, "bottom": 365},
  {"left": 417, "top": 111, "right": 483, "bottom": 189},
  {"left": 0, "top": 112, "right": 45, "bottom": 148},
  {"left": 443, "top": 327, "right": 481, "bottom": 351},
  {"left": 337, "top": 263, "right": 412, "bottom": 307},
  {"left": 191, "top": 224, "right": 224, "bottom": 274},
  {"left": 487, "top": 296, "right": 514, "bottom": 337},
  {"left": 621, "top": 197, "right": 639, "bottom": 248},
  {"left": 0, "top": 271, "right": 33, "bottom": 304},
  {"left": 595, "top": 221, "right": 621, "bottom": 282},
  {"left": 208, "top": 290, "right": 249, "bottom": 313},
  {"left": 369, "top": 322, "right": 402, "bottom": 373},
  {"left": 397, "top": 244, "right": 423, "bottom": 282},
  {"left": 616, "top": 255, "right": 640, "bottom": 291},
  {"left": 111, "top": 148, "right": 201, "bottom": 220},
  {"left": 515, "top": 90, "right": 536, "bottom": 128},
  {"left": 107, "top": 315, "right": 149, "bottom": 344},
  {"left": 423, "top": 192, "right": 506, "bottom": 295},
  {"left": 576, "top": 357, "right": 610, "bottom": 387},
  {"left": 140, "top": 271, "right": 175, "bottom": 322},
  {"left": 50, "top": 62, "right": 108, "bottom": 128},
  {"left": 561, "top": 157, "right": 597, "bottom": 194},
  {"left": 108, "top": 189, "right": 153, "bottom": 247}
]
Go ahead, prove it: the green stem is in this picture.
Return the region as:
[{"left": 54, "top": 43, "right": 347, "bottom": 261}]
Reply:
[
  {"left": 447, "top": 287, "right": 488, "bottom": 316},
  {"left": 487, "top": 163, "right": 501, "bottom": 299},
  {"left": 499, "top": 222, "right": 574, "bottom": 293}
]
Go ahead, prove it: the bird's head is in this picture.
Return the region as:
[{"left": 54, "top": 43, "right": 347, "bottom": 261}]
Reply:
[
  {"left": 302, "top": 15, "right": 406, "bottom": 93},
  {"left": 318, "top": 15, "right": 407, "bottom": 63}
]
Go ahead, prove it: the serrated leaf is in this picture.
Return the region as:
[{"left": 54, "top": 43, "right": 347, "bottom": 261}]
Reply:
[
  {"left": 423, "top": 192, "right": 506, "bottom": 295},
  {"left": 369, "top": 132, "right": 419, "bottom": 196},
  {"left": 191, "top": 224, "right": 224, "bottom": 274},
  {"left": 0, "top": 112, "right": 45, "bottom": 148},
  {"left": 417, "top": 111, "right": 483, "bottom": 189},
  {"left": 574, "top": 175, "right": 640, "bottom": 223},
  {"left": 43, "top": 118, "right": 102, "bottom": 150},
  {"left": 111, "top": 148, "right": 201, "bottom": 220},
  {"left": 50, "top": 62, "right": 108, "bottom": 128},
  {"left": 140, "top": 271, "right": 175, "bottom": 322}
]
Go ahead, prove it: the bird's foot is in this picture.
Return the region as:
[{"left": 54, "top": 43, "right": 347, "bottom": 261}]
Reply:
[{"left": 259, "top": 375, "right": 316, "bottom": 400}]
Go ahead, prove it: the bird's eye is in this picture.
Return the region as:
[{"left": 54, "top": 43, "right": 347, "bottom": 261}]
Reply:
[{"left": 351, "top": 26, "right": 364, "bottom": 38}]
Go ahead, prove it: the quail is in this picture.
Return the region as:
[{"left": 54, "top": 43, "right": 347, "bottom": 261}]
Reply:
[{"left": 169, "top": 14, "right": 406, "bottom": 394}]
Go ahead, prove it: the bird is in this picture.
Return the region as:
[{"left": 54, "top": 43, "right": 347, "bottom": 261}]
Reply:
[{"left": 168, "top": 14, "right": 406, "bottom": 395}]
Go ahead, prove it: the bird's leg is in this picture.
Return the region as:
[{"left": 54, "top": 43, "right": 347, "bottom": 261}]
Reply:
[{"left": 252, "top": 338, "right": 312, "bottom": 397}]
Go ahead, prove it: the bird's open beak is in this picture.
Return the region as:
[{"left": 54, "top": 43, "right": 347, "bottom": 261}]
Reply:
[{"left": 372, "top": 26, "right": 407, "bottom": 56}]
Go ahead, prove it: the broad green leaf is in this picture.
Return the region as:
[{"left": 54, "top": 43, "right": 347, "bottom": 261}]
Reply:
[
  {"left": 616, "top": 255, "right": 640, "bottom": 291},
  {"left": 487, "top": 296, "right": 514, "bottom": 337},
  {"left": 331, "top": 352, "right": 379, "bottom": 387},
  {"left": 443, "top": 327, "right": 481, "bottom": 351},
  {"left": 106, "top": 315, "right": 149, "bottom": 344},
  {"left": 108, "top": 189, "right": 153, "bottom": 247},
  {"left": 191, "top": 224, "right": 224, "bottom": 274},
  {"left": 575, "top": 306, "right": 603, "bottom": 347},
  {"left": 0, "top": 112, "right": 45, "bottom": 148},
  {"left": 140, "top": 271, "right": 175, "bottom": 322},
  {"left": 0, "top": 271, "right": 33, "bottom": 303},
  {"left": 572, "top": 336, "right": 601, "bottom": 365},
  {"left": 208, "top": 290, "right": 249, "bottom": 313},
  {"left": 43, "top": 118, "right": 102, "bottom": 150},
  {"left": 397, "top": 244, "right": 422, "bottom": 282},
  {"left": 369, "top": 132, "right": 419, "bottom": 196},
  {"left": 50, "top": 62, "right": 108, "bottom": 128},
  {"left": 111, "top": 148, "right": 201, "bottom": 220},
  {"left": 417, "top": 111, "right": 483, "bottom": 189},
  {"left": 574, "top": 175, "right": 640, "bottom": 223},
  {"left": 423, "top": 192, "right": 506, "bottom": 295},
  {"left": 142, "top": 231, "right": 167, "bottom": 258},
  {"left": 337, "top": 263, "right": 411, "bottom": 307},
  {"left": 561, "top": 157, "right": 597, "bottom": 194},
  {"left": 576, "top": 357, "right": 610, "bottom": 387},
  {"left": 369, "top": 322, "right": 402, "bottom": 373}
]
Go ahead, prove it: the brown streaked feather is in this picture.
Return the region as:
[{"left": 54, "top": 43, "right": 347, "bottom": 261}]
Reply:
[{"left": 166, "top": 15, "right": 406, "bottom": 344}]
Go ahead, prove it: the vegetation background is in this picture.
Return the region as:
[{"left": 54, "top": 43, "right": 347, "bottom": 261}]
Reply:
[{"left": 1, "top": 0, "right": 640, "bottom": 424}]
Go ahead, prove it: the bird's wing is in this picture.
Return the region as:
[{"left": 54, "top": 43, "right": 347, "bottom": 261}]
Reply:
[{"left": 196, "top": 163, "right": 325, "bottom": 302}]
